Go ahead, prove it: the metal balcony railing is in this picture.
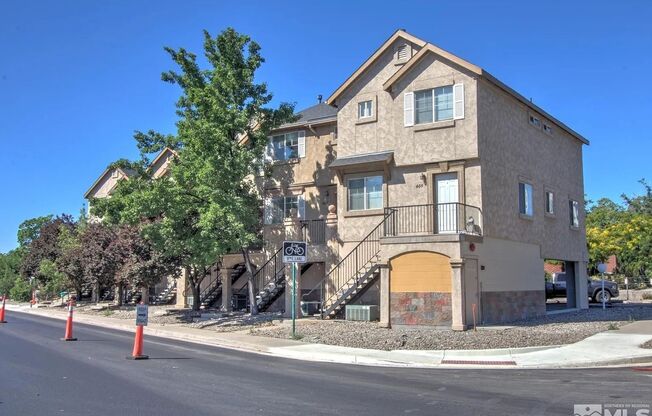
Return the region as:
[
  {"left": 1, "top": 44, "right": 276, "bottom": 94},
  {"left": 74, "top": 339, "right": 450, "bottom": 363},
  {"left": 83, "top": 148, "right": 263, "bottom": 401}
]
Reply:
[
  {"left": 301, "top": 219, "right": 326, "bottom": 244},
  {"left": 383, "top": 203, "right": 483, "bottom": 237}
]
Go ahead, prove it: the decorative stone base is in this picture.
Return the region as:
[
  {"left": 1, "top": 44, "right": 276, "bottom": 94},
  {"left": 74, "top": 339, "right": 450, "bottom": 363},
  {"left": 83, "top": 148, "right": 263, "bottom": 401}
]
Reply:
[
  {"left": 390, "top": 292, "right": 452, "bottom": 326},
  {"left": 481, "top": 290, "right": 546, "bottom": 324}
]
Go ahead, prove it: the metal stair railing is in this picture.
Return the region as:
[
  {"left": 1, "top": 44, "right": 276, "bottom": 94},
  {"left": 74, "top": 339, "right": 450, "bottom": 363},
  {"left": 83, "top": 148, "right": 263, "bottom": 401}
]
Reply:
[
  {"left": 303, "top": 211, "right": 392, "bottom": 318},
  {"left": 252, "top": 247, "right": 285, "bottom": 311}
]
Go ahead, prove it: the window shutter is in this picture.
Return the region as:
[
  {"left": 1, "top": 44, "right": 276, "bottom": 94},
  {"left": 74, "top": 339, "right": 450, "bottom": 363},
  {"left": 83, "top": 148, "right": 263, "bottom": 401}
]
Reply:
[
  {"left": 298, "top": 131, "right": 306, "bottom": 158},
  {"left": 453, "top": 83, "right": 464, "bottom": 120},
  {"left": 404, "top": 92, "right": 414, "bottom": 127},
  {"left": 265, "top": 138, "right": 274, "bottom": 163},
  {"left": 264, "top": 197, "right": 273, "bottom": 225},
  {"left": 297, "top": 195, "right": 305, "bottom": 219}
]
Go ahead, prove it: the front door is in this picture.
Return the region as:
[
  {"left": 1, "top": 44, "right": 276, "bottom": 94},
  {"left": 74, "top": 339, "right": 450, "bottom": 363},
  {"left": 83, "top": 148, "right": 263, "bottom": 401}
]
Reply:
[{"left": 436, "top": 173, "right": 459, "bottom": 233}]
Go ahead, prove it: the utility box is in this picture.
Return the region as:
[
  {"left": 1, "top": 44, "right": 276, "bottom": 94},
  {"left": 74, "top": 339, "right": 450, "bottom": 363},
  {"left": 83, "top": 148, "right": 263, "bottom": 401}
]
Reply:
[{"left": 345, "top": 305, "right": 379, "bottom": 322}]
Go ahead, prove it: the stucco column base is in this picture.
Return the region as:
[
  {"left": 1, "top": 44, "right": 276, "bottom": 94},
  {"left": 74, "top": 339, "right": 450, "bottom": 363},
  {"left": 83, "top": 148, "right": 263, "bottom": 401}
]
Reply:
[
  {"left": 284, "top": 215, "right": 302, "bottom": 241},
  {"left": 450, "top": 259, "right": 466, "bottom": 331},
  {"left": 283, "top": 263, "right": 302, "bottom": 319},
  {"left": 175, "top": 269, "right": 189, "bottom": 309},
  {"left": 325, "top": 205, "right": 339, "bottom": 272},
  {"left": 221, "top": 268, "right": 233, "bottom": 312},
  {"left": 379, "top": 266, "right": 390, "bottom": 328}
]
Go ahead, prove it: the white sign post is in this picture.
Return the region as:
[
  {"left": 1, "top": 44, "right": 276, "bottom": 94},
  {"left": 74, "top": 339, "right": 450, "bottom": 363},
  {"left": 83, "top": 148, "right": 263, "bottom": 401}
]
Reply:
[
  {"left": 136, "top": 303, "right": 149, "bottom": 326},
  {"left": 597, "top": 263, "right": 607, "bottom": 311},
  {"left": 282, "top": 241, "right": 307, "bottom": 338}
]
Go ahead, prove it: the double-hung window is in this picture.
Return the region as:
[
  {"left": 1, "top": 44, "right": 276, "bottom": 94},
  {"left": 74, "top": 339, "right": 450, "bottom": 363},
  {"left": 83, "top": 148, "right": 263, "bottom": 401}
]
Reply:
[
  {"left": 519, "top": 182, "right": 533, "bottom": 217},
  {"left": 348, "top": 176, "right": 383, "bottom": 211},
  {"left": 569, "top": 200, "right": 579, "bottom": 228},
  {"left": 358, "top": 100, "right": 373, "bottom": 119},
  {"left": 414, "top": 86, "right": 454, "bottom": 124},
  {"left": 265, "top": 195, "right": 304, "bottom": 224},
  {"left": 272, "top": 132, "right": 299, "bottom": 160}
]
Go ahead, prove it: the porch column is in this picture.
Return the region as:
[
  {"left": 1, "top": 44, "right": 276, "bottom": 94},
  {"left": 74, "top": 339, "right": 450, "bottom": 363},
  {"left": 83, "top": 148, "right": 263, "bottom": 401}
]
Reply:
[
  {"left": 450, "top": 259, "right": 466, "bottom": 331},
  {"left": 576, "top": 261, "right": 589, "bottom": 310},
  {"left": 175, "top": 268, "right": 189, "bottom": 309},
  {"left": 379, "top": 266, "right": 390, "bottom": 328},
  {"left": 324, "top": 205, "right": 338, "bottom": 300},
  {"left": 221, "top": 268, "right": 233, "bottom": 312},
  {"left": 283, "top": 263, "right": 302, "bottom": 319}
]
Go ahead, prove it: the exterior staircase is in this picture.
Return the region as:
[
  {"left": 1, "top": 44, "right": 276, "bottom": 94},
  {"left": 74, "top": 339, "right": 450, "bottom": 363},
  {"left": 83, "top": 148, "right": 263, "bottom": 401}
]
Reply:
[
  {"left": 252, "top": 247, "right": 285, "bottom": 312},
  {"left": 315, "top": 214, "right": 388, "bottom": 319},
  {"left": 151, "top": 281, "right": 177, "bottom": 305},
  {"left": 199, "top": 263, "right": 247, "bottom": 310}
]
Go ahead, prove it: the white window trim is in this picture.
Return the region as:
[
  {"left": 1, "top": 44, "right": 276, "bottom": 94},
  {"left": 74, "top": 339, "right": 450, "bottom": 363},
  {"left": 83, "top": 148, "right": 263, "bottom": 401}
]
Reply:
[
  {"left": 268, "top": 131, "right": 305, "bottom": 161},
  {"left": 358, "top": 100, "right": 373, "bottom": 119},
  {"left": 413, "top": 85, "right": 456, "bottom": 126},
  {"left": 347, "top": 175, "right": 383, "bottom": 211},
  {"left": 569, "top": 199, "right": 580, "bottom": 228},
  {"left": 519, "top": 181, "right": 534, "bottom": 218},
  {"left": 545, "top": 190, "right": 555, "bottom": 216},
  {"left": 264, "top": 195, "right": 305, "bottom": 225}
]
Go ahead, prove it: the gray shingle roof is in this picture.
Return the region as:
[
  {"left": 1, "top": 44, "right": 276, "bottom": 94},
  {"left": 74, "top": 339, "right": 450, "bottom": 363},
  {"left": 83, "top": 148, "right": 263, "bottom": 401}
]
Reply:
[{"left": 280, "top": 102, "right": 337, "bottom": 128}]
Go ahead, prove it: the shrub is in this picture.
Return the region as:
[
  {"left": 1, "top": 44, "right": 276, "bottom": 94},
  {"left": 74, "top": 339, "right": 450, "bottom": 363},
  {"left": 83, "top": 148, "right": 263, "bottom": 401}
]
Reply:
[{"left": 9, "top": 277, "right": 32, "bottom": 302}]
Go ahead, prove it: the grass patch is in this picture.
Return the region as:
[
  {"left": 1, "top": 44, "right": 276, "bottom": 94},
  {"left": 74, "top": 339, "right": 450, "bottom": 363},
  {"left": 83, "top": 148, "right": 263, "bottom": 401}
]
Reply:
[
  {"left": 290, "top": 333, "right": 304, "bottom": 341},
  {"left": 102, "top": 309, "right": 114, "bottom": 317},
  {"left": 607, "top": 323, "right": 619, "bottom": 331}
]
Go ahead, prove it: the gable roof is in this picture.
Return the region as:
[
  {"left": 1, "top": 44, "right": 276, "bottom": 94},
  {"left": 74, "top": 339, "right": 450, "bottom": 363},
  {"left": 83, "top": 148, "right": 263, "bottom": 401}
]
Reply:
[
  {"left": 148, "top": 147, "right": 178, "bottom": 178},
  {"left": 326, "top": 29, "right": 426, "bottom": 105},
  {"left": 83, "top": 166, "right": 135, "bottom": 199},
  {"left": 327, "top": 29, "right": 589, "bottom": 145}
]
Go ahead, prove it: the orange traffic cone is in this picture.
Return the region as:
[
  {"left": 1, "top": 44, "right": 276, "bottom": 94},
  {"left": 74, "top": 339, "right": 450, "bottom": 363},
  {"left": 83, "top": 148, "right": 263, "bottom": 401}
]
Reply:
[
  {"left": 126, "top": 324, "right": 148, "bottom": 360},
  {"left": 0, "top": 295, "right": 7, "bottom": 323},
  {"left": 61, "top": 300, "right": 77, "bottom": 341}
]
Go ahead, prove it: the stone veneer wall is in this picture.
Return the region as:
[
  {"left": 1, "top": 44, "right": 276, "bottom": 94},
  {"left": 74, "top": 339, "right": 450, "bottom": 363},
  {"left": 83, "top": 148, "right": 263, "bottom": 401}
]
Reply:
[
  {"left": 481, "top": 290, "right": 545, "bottom": 324},
  {"left": 390, "top": 292, "right": 452, "bottom": 326}
]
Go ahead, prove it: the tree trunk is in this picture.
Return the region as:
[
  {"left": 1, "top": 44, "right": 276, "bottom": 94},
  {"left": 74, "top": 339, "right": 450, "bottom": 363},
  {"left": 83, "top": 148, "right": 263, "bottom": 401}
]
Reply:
[
  {"left": 142, "top": 285, "right": 149, "bottom": 305},
  {"left": 115, "top": 283, "right": 123, "bottom": 306},
  {"left": 242, "top": 248, "right": 258, "bottom": 316},
  {"left": 92, "top": 282, "right": 100, "bottom": 303},
  {"left": 74, "top": 283, "right": 82, "bottom": 303},
  {"left": 190, "top": 281, "right": 200, "bottom": 311}
]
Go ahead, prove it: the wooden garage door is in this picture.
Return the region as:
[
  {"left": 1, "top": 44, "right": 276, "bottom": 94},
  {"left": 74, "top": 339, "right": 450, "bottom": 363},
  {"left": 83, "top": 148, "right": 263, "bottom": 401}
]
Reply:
[{"left": 390, "top": 251, "right": 452, "bottom": 293}]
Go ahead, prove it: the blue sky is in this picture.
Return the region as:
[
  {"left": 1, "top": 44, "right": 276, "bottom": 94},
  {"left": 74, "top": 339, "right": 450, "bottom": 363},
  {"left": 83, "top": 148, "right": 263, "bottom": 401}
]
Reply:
[{"left": 1, "top": 0, "right": 650, "bottom": 253}]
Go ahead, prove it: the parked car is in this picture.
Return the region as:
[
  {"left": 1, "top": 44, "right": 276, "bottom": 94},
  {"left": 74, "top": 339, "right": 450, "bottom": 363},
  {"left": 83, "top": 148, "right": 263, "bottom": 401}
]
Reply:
[{"left": 545, "top": 272, "right": 619, "bottom": 303}]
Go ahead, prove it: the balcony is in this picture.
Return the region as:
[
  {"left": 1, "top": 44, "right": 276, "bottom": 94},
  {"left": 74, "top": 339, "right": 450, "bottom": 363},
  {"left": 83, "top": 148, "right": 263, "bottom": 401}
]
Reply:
[
  {"left": 301, "top": 219, "right": 326, "bottom": 244},
  {"left": 383, "top": 203, "right": 483, "bottom": 237}
]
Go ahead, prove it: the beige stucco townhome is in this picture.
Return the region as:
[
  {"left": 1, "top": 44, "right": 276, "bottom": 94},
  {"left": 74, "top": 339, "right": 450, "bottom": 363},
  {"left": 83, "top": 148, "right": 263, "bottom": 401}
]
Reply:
[
  {"left": 316, "top": 29, "right": 589, "bottom": 329},
  {"left": 85, "top": 30, "right": 589, "bottom": 329}
]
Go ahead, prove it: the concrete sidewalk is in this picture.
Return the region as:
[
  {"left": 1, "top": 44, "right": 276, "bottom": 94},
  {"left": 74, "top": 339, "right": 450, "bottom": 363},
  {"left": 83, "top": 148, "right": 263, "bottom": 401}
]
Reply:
[{"left": 5, "top": 304, "right": 652, "bottom": 369}]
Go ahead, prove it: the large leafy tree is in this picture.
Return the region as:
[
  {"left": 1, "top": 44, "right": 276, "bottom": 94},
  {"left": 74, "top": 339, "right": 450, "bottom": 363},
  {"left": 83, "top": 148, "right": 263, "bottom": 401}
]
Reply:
[
  {"left": 113, "top": 225, "right": 181, "bottom": 305},
  {"left": 94, "top": 28, "right": 294, "bottom": 311},
  {"left": 586, "top": 180, "right": 652, "bottom": 276},
  {"left": 0, "top": 250, "right": 22, "bottom": 297},
  {"left": 20, "top": 214, "right": 75, "bottom": 284}
]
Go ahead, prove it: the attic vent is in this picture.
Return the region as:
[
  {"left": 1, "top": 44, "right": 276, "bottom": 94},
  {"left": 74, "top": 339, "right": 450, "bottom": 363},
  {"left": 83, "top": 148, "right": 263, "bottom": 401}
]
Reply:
[
  {"left": 397, "top": 44, "right": 409, "bottom": 61},
  {"left": 111, "top": 170, "right": 119, "bottom": 179}
]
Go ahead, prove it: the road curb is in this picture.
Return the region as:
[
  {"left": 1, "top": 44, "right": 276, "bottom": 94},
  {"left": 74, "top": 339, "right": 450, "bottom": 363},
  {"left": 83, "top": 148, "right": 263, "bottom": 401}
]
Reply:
[{"left": 6, "top": 305, "right": 652, "bottom": 370}]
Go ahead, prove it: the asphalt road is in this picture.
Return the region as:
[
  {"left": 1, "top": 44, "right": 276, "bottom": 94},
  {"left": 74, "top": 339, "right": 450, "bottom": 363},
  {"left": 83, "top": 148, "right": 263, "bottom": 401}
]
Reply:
[{"left": 1, "top": 312, "right": 650, "bottom": 416}]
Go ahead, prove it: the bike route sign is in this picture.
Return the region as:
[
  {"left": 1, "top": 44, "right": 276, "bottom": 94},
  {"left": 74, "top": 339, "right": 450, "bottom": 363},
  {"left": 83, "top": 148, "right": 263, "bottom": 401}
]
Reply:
[{"left": 282, "top": 241, "right": 307, "bottom": 264}]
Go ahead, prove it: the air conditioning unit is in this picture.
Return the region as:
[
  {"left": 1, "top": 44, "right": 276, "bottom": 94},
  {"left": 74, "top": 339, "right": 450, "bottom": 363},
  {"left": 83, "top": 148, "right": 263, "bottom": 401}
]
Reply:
[{"left": 345, "top": 305, "right": 379, "bottom": 322}]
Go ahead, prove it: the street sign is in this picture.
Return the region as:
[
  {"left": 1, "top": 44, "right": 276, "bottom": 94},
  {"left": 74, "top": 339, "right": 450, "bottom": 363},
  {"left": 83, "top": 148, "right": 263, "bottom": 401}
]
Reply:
[
  {"left": 135, "top": 304, "right": 148, "bottom": 326},
  {"left": 282, "top": 240, "right": 307, "bottom": 264}
]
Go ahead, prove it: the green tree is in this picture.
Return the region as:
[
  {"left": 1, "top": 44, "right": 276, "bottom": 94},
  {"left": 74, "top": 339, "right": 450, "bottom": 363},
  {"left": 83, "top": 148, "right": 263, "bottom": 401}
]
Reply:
[
  {"left": 0, "top": 250, "right": 22, "bottom": 296},
  {"left": 9, "top": 277, "right": 32, "bottom": 302},
  {"left": 17, "top": 215, "right": 53, "bottom": 248},
  {"left": 94, "top": 28, "right": 294, "bottom": 311},
  {"left": 38, "top": 259, "right": 68, "bottom": 301}
]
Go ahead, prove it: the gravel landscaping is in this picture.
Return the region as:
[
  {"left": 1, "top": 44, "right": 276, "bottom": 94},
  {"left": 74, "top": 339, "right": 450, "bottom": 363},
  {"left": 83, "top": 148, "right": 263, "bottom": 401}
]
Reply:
[
  {"left": 251, "top": 306, "right": 652, "bottom": 350},
  {"left": 74, "top": 304, "right": 195, "bottom": 325}
]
